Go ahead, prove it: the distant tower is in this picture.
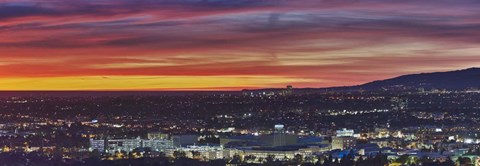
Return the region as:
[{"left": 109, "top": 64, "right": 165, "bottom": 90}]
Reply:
[
  {"left": 285, "top": 85, "right": 293, "bottom": 95},
  {"left": 273, "top": 124, "right": 286, "bottom": 147}
]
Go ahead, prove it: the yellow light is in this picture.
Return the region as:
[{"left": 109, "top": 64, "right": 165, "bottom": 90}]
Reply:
[{"left": 0, "top": 75, "right": 318, "bottom": 90}]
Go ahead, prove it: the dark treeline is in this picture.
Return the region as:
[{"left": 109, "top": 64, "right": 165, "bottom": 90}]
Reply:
[{"left": 0, "top": 151, "right": 459, "bottom": 166}]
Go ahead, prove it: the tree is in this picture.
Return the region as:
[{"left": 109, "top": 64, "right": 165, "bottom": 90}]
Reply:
[
  {"left": 258, "top": 157, "right": 265, "bottom": 163},
  {"left": 89, "top": 149, "right": 101, "bottom": 159},
  {"left": 191, "top": 151, "right": 201, "bottom": 159},
  {"left": 293, "top": 154, "right": 304, "bottom": 165},
  {"left": 230, "top": 154, "right": 242, "bottom": 164},
  {"left": 340, "top": 151, "right": 354, "bottom": 166},
  {"left": 356, "top": 156, "right": 366, "bottom": 166},
  {"left": 457, "top": 157, "right": 472, "bottom": 166},
  {"left": 443, "top": 157, "right": 455, "bottom": 166},
  {"left": 396, "top": 154, "right": 409, "bottom": 165},
  {"left": 173, "top": 151, "right": 186, "bottom": 159},
  {"left": 304, "top": 155, "right": 315, "bottom": 163},
  {"left": 266, "top": 155, "right": 275, "bottom": 163},
  {"left": 244, "top": 155, "right": 257, "bottom": 163},
  {"left": 322, "top": 155, "right": 332, "bottom": 166},
  {"left": 419, "top": 156, "right": 433, "bottom": 165}
]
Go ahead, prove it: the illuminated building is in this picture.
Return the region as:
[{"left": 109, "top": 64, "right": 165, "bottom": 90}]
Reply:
[
  {"left": 166, "top": 145, "right": 224, "bottom": 160},
  {"left": 336, "top": 128, "right": 354, "bottom": 137},
  {"left": 239, "top": 145, "right": 327, "bottom": 162},
  {"left": 89, "top": 138, "right": 174, "bottom": 154},
  {"left": 273, "top": 124, "right": 286, "bottom": 147},
  {"left": 375, "top": 128, "right": 390, "bottom": 138},
  {"left": 105, "top": 138, "right": 142, "bottom": 154},
  {"left": 331, "top": 137, "right": 356, "bottom": 150},
  {"left": 147, "top": 132, "right": 170, "bottom": 140},
  {"left": 89, "top": 139, "right": 106, "bottom": 152},
  {"left": 142, "top": 139, "right": 175, "bottom": 152}
]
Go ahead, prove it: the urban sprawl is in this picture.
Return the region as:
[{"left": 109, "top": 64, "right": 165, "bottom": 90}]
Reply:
[{"left": 1, "top": 87, "right": 480, "bottom": 165}]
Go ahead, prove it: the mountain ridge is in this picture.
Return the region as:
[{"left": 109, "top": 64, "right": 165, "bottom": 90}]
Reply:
[
  {"left": 351, "top": 67, "right": 480, "bottom": 90},
  {"left": 244, "top": 67, "right": 480, "bottom": 93}
]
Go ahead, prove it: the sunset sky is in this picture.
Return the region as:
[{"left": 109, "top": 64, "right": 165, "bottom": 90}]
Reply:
[{"left": 1, "top": 0, "right": 480, "bottom": 90}]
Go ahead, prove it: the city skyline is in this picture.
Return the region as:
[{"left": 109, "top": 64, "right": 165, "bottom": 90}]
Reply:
[{"left": 2, "top": 0, "right": 480, "bottom": 90}]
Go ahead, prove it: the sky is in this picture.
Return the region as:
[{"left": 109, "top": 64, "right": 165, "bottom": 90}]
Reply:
[{"left": 1, "top": 0, "right": 480, "bottom": 90}]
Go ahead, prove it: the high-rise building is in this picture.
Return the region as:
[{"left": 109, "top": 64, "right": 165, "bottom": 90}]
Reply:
[
  {"left": 273, "top": 124, "right": 286, "bottom": 147},
  {"left": 332, "top": 128, "right": 357, "bottom": 150},
  {"left": 285, "top": 85, "right": 293, "bottom": 95},
  {"left": 287, "top": 85, "right": 293, "bottom": 90}
]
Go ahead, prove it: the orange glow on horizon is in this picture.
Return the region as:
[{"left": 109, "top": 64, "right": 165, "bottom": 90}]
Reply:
[{"left": 0, "top": 76, "right": 319, "bottom": 91}]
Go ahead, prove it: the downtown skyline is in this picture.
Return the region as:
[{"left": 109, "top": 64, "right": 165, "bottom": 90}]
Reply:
[{"left": 1, "top": 0, "right": 480, "bottom": 90}]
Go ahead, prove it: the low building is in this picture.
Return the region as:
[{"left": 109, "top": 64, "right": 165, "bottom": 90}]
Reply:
[
  {"left": 105, "top": 138, "right": 142, "bottom": 154},
  {"left": 172, "top": 135, "right": 199, "bottom": 146},
  {"left": 147, "top": 132, "right": 169, "bottom": 140},
  {"left": 240, "top": 145, "right": 326, "bottom": 162},
  {"left": 89, "top": 138, "right": 174, "bottom": 154},
  {"left": 336, "top": 128, "right": 355, "bottom": 137},
  {"left": 142, "top": 139, "right": 174, "bottom": 152},
  {"left": 165, "top": 145, "right": 224, "bottom": 160}
]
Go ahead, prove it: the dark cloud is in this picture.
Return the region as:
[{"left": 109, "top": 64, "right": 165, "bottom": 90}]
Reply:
[
  {"left": 0, "top": 0, "right": 278, "bottom": 21},
  {"left": 0, "top": 5, "right": 57, "bottom": 19}
]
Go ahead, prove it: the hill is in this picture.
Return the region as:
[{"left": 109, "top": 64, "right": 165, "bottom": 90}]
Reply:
[
  {"left": 353, "top": 68, "right": 480, "bottom": 91},
  {"left": 243, "top": 68, "right": 480, "bottom": 94}
]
